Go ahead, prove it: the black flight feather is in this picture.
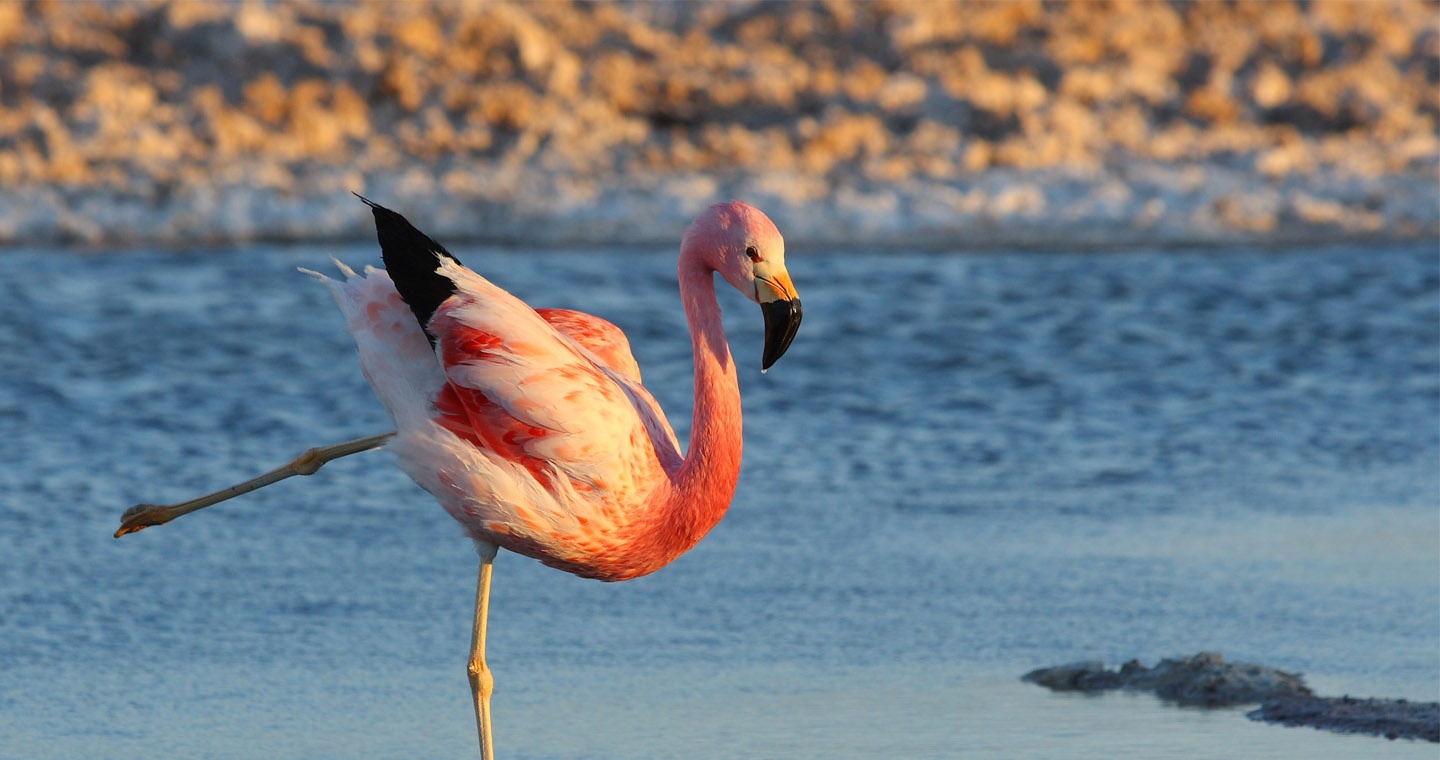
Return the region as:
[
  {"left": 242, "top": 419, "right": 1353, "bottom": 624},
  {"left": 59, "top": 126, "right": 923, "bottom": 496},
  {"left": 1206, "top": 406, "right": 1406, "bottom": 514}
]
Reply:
[{"left": 355, "top": 193, "right": 460, "bottom": 346}]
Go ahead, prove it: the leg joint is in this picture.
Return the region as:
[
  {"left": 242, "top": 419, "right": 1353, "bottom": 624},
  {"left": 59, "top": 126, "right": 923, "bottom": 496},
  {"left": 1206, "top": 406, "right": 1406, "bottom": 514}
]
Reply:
[
  {"left": 291, "top": 448, "right": 325, "bottom": 476},
  {"left": 468, "top": 659, "right": 495, "bottom": 699}
]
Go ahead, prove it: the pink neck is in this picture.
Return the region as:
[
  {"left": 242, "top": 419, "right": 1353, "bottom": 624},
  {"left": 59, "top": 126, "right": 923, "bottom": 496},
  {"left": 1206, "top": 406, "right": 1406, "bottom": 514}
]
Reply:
[
  {"left": 585, "top": 253, "right": 742, "bottom": 581},
  {"left": 668, "top": 254, "right": 744, "bottom": 544}
]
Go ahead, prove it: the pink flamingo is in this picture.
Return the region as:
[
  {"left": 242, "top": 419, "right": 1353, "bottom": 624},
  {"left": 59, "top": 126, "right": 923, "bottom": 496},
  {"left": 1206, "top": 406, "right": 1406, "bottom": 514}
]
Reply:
[{"left": 117, "top": 198, "right": 803, "bottom": 758}]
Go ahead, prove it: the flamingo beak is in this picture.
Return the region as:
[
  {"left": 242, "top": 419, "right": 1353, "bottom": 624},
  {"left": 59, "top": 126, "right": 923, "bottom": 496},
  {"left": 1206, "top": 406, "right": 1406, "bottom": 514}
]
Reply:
[{"left": 757, "top": 272, "right": 802, "bottom": 371}]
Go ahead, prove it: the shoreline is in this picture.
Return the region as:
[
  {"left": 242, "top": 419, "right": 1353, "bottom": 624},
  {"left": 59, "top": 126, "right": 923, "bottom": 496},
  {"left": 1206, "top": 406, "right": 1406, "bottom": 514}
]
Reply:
[
  {"left": 2, "top": 1, "right": 1434, "bottom": 250},
  {"left": 3, "top": 162, "right": 1433, "bottom": 250}
]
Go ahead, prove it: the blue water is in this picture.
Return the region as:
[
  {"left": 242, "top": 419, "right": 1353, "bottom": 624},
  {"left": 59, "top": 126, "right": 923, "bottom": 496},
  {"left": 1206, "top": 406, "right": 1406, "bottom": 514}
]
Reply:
[{"left": 0, "top": 243, "right": 1435, "bottom": 758}]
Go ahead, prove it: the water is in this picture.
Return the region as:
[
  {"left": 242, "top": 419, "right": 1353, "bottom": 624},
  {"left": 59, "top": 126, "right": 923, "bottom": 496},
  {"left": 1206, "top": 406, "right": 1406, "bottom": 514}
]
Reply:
[{"left": 0, "top": 243, "right": 1435, "bottom": 758}]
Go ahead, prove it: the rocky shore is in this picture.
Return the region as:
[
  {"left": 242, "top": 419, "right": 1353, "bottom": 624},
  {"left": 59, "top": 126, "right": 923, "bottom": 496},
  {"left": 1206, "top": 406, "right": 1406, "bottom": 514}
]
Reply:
[
  {"left": 1024, "top": 653, "right": 1440, "bottom": 743},
  {"left": 1, "top": 1, "right": 1435, "bottom": 248},
  {"left": 1250, "top": 695, "right": 1440, "bottom": 743}
]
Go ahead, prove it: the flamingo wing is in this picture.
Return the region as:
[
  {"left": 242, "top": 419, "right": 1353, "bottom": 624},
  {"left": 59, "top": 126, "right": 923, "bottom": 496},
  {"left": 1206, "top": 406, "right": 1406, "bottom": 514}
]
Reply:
[
  {"left": 421, "top": 257, "right": 683, "bottom": 554},
  {"left": 535, "top": 307, "right": 681, "bottom": 470},
  {"left": 310, "top": 258, "right": 682, "bottom": 575},
  {"left": 535, "top": 308, "right": 642, "bottom": 382}
]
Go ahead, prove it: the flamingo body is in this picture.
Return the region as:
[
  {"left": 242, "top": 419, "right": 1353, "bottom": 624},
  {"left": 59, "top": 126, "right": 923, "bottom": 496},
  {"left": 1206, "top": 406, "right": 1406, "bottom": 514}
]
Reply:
[{"left": 311, "top": 200, "right": 800, "bottom": 582}]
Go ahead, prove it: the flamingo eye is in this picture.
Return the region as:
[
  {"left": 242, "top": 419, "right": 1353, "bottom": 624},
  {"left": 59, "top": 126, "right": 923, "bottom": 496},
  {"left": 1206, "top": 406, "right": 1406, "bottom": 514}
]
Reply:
[{"left": 745, "top": 245, "right": 762, "bottom": 263}]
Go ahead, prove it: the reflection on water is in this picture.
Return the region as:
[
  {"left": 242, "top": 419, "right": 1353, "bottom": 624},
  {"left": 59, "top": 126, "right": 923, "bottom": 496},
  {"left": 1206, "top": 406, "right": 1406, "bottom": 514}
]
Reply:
[{"left": 0, "top": 243, "right": 1434, "bottom": 757}]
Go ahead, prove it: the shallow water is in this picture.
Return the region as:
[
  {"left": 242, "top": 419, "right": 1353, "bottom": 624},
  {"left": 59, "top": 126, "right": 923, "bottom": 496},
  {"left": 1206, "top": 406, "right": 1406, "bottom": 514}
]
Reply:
[{"left": 0, "top": 243, "right": 1435, "bottom": 758}]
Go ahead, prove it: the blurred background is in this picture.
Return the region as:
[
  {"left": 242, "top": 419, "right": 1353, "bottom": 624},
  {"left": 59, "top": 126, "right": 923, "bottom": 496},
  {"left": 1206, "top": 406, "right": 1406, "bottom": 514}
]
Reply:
[{"left": 0, "top": 0, "right": 1435, "bottom": 248}]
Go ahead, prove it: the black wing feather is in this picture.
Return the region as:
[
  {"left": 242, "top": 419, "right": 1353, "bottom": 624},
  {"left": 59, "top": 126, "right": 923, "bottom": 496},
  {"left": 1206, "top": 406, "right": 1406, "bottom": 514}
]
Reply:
[{"left": 356, "top": 193, "right": 460, "bottom": 346}]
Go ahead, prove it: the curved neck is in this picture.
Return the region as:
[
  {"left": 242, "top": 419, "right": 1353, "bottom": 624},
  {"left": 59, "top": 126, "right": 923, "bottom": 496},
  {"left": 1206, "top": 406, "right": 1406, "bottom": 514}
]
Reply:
[{"left": 671, "top": 255, "right": 743, "bottom": 538}]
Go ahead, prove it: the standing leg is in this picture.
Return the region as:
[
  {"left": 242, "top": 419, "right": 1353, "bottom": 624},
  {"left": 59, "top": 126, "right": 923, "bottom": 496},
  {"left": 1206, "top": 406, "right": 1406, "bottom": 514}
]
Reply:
[{"left": 468, "top": 542, "right": 498, "bottom": 760}]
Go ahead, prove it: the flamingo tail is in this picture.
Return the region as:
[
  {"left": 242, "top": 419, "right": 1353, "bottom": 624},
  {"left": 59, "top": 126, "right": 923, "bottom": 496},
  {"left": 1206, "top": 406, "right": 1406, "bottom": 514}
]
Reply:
[{"left": 356, "top": 194, "right": 461, "bottom": 343}]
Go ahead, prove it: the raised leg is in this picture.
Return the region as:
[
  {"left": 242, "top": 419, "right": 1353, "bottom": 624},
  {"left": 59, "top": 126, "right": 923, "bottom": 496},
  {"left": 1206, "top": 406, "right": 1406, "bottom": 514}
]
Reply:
[
  {"left": 115, "top": 431, "right": 396, "bottom": 537},
  {"left": 468, "top": 542, "right": 498, "bottom": 760}
]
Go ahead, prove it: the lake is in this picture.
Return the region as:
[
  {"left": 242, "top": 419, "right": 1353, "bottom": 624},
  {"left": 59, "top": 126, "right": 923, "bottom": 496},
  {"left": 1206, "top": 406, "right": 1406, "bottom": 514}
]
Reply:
[{"left": 0, "top": 242, "right": 1435, "bottom": 758}]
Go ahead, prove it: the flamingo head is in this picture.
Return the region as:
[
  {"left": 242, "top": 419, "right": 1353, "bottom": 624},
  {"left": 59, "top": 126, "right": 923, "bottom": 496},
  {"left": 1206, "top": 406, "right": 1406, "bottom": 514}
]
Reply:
[{"left": 683, "top": 201, "right": 803, "bottom": 371}]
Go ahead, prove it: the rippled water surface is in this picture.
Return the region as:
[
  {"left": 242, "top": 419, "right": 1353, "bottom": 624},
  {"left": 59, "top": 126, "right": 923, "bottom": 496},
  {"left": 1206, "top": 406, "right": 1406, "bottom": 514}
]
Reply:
[{"left": 1, "top": 243, "right": 1436, "bottom": 758}]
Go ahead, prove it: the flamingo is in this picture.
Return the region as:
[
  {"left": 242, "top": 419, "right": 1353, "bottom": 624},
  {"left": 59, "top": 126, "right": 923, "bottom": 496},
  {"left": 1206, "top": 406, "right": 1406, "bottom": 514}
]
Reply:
[{"left": 116, "top": 197, "right": 803, "bottom": 758}]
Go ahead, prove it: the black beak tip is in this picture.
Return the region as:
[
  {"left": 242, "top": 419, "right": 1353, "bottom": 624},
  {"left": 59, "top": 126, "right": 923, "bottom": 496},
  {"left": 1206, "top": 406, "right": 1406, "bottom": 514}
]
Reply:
[{"left": 761, "top": 298, "right": 803, "bottom": 371}]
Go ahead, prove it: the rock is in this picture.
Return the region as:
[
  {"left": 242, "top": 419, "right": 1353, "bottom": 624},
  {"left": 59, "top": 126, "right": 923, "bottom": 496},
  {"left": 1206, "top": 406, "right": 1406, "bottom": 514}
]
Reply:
[
  {"left": 1023, "top": 652, "right": 1312, "bottom": 707},
  {"left": 1248, "top": 696, "right": 1440, "bottom": 743},
  {"left": 1021, "top": 660, "right": 1121, "bottom": 691},
  {"left": 1123, "top": 652, "right": 1312, "bottom": 707},
  {"left": 1026, "top": 653, "right": 1440, "bottom": 742}
]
